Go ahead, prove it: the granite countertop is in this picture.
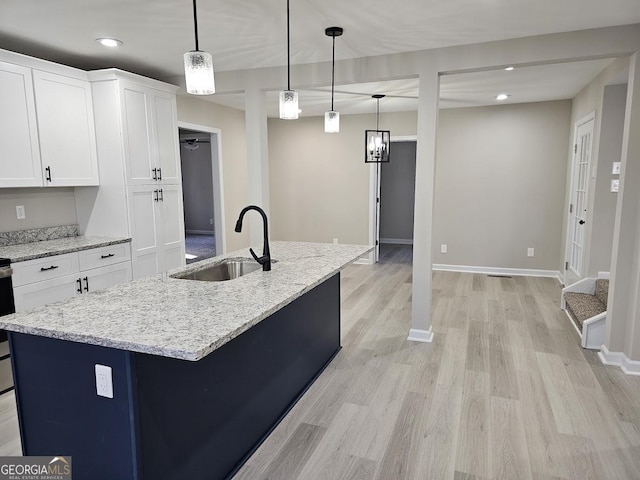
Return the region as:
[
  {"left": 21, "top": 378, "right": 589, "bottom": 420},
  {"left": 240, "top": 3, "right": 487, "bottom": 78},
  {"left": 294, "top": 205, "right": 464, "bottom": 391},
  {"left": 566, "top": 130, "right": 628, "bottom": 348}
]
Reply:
[
  {"left": 0, "top": 236, "right": 132, "bottom": 263},
  {"left": 0, "top": 241, "right": 372, "bottom": 361}
]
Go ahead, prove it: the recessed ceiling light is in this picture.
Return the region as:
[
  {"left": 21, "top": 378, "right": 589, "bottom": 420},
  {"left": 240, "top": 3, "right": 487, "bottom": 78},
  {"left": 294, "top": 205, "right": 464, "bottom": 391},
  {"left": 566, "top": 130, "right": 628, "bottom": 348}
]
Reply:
[
  {"left": 505, "top": 66, "right": 515, "bottom": 71},
  {"left": 96, "top": 38, "right": 123, "bottom": 48},
  {"left": 496, "top": 93, "right": 510, "bottom": 101}
]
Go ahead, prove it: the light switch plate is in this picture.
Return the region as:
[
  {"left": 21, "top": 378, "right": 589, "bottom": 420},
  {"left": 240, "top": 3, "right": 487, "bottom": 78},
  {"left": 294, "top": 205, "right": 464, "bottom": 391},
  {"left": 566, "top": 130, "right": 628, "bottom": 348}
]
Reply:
[
  {"left": 16, "top": 205, "right": 25, "bottom": 220},
  {"left": 612, "top": 162, "right": 621, "bottom": 175},
  {"left": 440, "top": 244, "right": 447, "bottom": 254},
  {"left": 95, "top": 364, "right": 113, "bottom": 398},
  {"left": 611, "top": 179, "right": 620, "bottom": 193},
  {"left": 527, "top": 247, "right": 535, "bottom": 257}
]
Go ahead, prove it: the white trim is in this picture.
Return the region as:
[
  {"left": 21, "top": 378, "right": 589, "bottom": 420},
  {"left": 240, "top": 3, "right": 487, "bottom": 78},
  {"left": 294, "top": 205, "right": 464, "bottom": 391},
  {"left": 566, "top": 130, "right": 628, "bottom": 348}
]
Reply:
[
  {"left": 598, "top": 271, "right": 610, "bottom": 279},
  {"left": 432, "top": 263, "right": 562, "bottom": 281},
  {"left": 380, "top": 238, "right": 413, "bottom": 245},
  {"left": 598, "top": 345, "right": 640, "bottom": 376},
  {"left": 582, "top": 312, "right": 607, "bottom": 349},
  {"left": 185, "top": 229, "right": 215, "bottom": 235},
  {"left": 407, "top": 327, "right": 434, "bottom": 343},
  {"left": 177, "top": 121, "right": 226, "bottom": 255},
  {"left": 391, "top": 135, "right": 418, "bottom": 142},
  {"left": 368, "top": 163, "right": 378, "bottom": 262}
]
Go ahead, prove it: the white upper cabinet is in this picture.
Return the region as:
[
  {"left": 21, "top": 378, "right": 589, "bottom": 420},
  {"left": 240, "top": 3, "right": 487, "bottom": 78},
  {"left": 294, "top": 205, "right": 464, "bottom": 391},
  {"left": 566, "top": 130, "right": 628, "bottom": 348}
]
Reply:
[
  {"left": 0, "top": 49, "right": 100, "bottom": 189},
  {"left": 120, "top": 82, "right": 180, "bottom": 185},
  {"left": 0, "top": 62, "right": 43, "bottom": 187},
  {"left": 32, "top": 70, "right": 99, "bottom": 186}
]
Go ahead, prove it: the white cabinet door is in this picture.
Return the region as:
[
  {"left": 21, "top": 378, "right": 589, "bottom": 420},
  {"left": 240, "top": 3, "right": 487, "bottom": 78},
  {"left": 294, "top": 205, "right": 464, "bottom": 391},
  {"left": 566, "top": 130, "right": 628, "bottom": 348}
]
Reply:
[
  {"left": 127, "top": 186, "right": 161, "bottom": 279},
  {"left": 32, "top": 70, "right": 99, "bottom": 186},
  {"left": 0, "top": 62, "right": 43, "bottom": 187},
  {"left": 152, "top": 93, "right": 181, "bottom": 185},
  {"left": 121, "top": 85, "right": 155, "bottom": 185},
  {"left": 14, "top": 273, "right": 81, "bottom": 313},
  {"left": 82, "top": 262, "right": 132, "bottom": 294},
  {"left": 158, "top": 185, "right": 186, "bottom": 271}
]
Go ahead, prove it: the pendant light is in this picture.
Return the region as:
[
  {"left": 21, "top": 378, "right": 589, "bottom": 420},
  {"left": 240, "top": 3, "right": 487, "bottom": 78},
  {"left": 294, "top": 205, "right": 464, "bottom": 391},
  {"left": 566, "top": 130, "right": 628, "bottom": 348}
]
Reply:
[
  {"left": 279, "top": 0, "right": 298, "bottom": 119},
  {"left": 184, "top": 0, "right": 215, "bottom": 95},
  {"left": 365, "top": 95, "right": 391, "bottom": 163},
  {"left": 324, "top": 26, "right": 343, "bottom": 133}
]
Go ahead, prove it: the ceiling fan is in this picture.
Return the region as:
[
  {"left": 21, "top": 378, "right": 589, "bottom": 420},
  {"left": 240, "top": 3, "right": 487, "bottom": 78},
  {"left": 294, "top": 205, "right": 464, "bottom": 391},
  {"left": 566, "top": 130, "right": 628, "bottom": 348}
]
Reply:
[{"left": 179, "top": 137, "right": 210, "bottom": 151}]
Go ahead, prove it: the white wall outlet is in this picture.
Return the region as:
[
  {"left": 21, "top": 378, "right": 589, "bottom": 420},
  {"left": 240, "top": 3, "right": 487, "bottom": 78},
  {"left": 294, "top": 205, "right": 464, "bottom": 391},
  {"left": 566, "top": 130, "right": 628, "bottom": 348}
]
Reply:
[
  {"left": 527, "top": 247, "right": 535, "bottom": 257},
  {"left": 95, "top": 364, "right": 113, "bottom": 399},
  {"left": 612, "top": 161, "right": 621, "bottom": 175},
  {"left": 333, "top": 238, "right": 338, "bottom": 244},
  {"left": 209, "top": 218, "right": 214, "bottom": 225},
  {"left": 16, "top": 205, "right": 25, "bottom": 220},
  {"left": 440, "top": 244, "right": 447, "bottom": 254},
  {"left": 611, "top": 179, "right": 620, "bottom": 193}
]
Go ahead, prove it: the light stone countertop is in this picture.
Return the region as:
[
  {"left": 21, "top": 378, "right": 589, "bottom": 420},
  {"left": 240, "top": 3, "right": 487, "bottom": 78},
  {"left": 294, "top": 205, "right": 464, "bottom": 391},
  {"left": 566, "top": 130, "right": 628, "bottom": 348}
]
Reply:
[
  {"left": 0, "top": 236, "right": 131, "bottom": 263},
  {"left": 0, "top": 241, "right": 373, "bottom": 361}
]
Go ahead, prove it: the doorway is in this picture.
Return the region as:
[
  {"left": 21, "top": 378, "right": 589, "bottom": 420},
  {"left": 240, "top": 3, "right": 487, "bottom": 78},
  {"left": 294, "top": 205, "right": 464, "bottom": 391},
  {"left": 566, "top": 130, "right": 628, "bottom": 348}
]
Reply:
[
  {"left": 565, "top": 112, "right": 595, "bottom": 284},
  {"left": 177, "top": 123, "right": 226, "bottom": 264},
  {"left": 370, "top": 137, "right": 417, "bottom": 263}
]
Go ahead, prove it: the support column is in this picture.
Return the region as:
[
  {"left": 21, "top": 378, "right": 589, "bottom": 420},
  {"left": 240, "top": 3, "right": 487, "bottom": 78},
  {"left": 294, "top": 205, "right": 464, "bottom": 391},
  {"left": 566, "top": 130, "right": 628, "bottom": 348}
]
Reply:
[
  {"left": 408, "top": 65, "right": 440, "bottom": 343},
  {"left": 603, "top": 52, "right": 640, "bottom": 366},
  {"left": 244, "top": 87, "right": 271, "bottom": 246}
]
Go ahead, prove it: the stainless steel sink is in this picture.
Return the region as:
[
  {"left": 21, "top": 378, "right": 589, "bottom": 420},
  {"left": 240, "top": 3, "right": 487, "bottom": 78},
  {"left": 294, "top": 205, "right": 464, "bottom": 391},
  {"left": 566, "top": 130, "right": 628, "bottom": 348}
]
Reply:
[{"left": 173, "top": 259, "right": 262, "bottom": 282}]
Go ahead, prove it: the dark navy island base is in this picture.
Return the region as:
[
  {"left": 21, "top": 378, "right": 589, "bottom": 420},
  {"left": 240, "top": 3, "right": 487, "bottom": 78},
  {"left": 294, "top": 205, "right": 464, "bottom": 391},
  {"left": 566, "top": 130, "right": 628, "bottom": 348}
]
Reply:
[{"left": 9, "top": 273, "right": 341, "bottom": 480}]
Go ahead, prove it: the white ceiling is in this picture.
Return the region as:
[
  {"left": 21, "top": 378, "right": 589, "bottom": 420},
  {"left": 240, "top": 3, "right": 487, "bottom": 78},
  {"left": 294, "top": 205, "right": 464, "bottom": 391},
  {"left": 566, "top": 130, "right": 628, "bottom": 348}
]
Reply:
[{"left": 0, "top": 1, "right": 636, "bottom": 115}]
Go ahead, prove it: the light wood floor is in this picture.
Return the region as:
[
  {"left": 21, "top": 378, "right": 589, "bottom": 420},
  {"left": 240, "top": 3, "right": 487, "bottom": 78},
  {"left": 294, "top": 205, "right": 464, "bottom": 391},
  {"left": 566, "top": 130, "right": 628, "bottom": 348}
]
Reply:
[
  {"left": 3, "top": 245, "right": 640, "bottom": 479},
  {"left": 234, "top": 245, "right": 640, "bottom": 480}
]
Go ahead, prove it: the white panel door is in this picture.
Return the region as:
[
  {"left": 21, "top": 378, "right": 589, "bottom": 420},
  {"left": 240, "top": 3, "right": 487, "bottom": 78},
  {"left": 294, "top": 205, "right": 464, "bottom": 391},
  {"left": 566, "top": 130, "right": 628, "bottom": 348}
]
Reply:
[
  {"left": 121, "top": 86, "right": 155, "bottom": 185},
  {"left": 32, "top": 70, "right": 99, "bottom": 186},
  {"left": 13, "top": 274, "right": 81, "bottom": 313},
  {"left": 0, "top": 62, "right": 43, "bottom": 187},
  {"left": 152, "top": 93, "right": 181, "bottom": 185},
  {"left": 158, "top": 185, "right": 186, "bottom": 271},
  {"left": 82, "top": 262, "right": 133, "bottom": 294},
  {"left": 127, "top": 186, "right": 161, "bottom": 279},
  {"left": 566, "top": 116, "right": 595, "bottom": 283}
]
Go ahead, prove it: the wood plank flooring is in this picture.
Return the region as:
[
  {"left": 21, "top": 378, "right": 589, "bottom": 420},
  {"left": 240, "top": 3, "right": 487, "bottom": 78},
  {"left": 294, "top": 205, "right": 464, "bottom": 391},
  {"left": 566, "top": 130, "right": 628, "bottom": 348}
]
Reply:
[
  {"left": 2, "top": 245, "right": 640, "bottom": 479},
  {"left": 234, "top": 245, "right": 640, "bottom": 480}
]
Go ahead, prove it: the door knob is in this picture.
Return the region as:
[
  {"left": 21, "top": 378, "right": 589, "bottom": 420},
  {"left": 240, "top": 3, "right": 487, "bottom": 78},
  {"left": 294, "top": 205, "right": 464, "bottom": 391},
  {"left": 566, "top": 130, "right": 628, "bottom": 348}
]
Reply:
[{"left": 579, "top": 220, "right": 585, "bottom": 225}]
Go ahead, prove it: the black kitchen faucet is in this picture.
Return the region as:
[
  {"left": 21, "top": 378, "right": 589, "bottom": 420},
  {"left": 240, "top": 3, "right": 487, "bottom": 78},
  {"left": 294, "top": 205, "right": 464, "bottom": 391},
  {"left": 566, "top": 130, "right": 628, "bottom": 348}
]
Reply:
[{"left": 234, "top": 205, "right": 271, "bottom": 271}]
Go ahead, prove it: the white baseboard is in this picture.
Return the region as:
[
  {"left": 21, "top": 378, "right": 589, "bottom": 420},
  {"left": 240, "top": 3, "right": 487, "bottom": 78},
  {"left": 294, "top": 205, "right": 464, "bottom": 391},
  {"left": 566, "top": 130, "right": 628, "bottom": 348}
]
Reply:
[
  {"left": 598, "top": 345, "right": 640, "bottom": 376},
  {"left": 380, "top": 238, "right": 413, "bottom": 245},
  {"left": 598, "top": 271, "right": 610, "bottom": 279},
  {"left": 185, "top": 230, "right": 215, "bottom": 235},
  {"left": 407, "top": 327, "right": 434, "bottom": 343},
  {"left": 432, "top": 263, "right": 562, "bottom": 282}
]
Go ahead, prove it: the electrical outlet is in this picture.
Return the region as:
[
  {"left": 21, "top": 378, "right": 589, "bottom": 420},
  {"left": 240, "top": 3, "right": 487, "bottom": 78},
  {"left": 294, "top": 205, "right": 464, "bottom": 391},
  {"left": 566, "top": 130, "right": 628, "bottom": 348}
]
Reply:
[
  {"left": 441, "top": 244, "right": 447, "bottom": 254},
  {"left": 209, "top": 218, "right": 214, "bottom": 225},
  {"left": 333, "top": 238, "right": 338, "bottom": 244},
  {"left": 527, "top": 247, "right": 535, "bottom": 257},
  {"left": 16, "top": 205, "right": 25, "bottom": 220},
  {"left": 612, "top": 162, "right": 621, "bottom": 175},
  {"left": 95, "top": 364, "right": 113, "bottom": 398}
]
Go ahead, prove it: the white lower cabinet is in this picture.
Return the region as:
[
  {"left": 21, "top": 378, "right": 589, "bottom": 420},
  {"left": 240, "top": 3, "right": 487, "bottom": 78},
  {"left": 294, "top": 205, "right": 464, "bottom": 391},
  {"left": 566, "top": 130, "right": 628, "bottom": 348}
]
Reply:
[
  {"left": 127, "top": 185, "right": 185, "bottom": 279},
  {"left": 13, "top": 244, "right": 132, "bottom": 313}
]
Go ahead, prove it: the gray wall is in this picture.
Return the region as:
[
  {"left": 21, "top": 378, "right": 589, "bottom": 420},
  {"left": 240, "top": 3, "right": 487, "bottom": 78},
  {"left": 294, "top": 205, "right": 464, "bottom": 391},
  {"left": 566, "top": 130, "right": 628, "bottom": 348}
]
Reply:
[
  {"left": 0, "top": 187, "right": 77, "bottom": 232},
  {"left": 589, "top": 84, "right": 627, "bottom": 275},
  {"left": 180, "top": 140, "right": 215, "bottom": 233},
  {"left": 432, "top": 101, "right": 572, "bottom": 270},
  {"left": 380, "top": 141, "right": 416, "bottom": 242}
]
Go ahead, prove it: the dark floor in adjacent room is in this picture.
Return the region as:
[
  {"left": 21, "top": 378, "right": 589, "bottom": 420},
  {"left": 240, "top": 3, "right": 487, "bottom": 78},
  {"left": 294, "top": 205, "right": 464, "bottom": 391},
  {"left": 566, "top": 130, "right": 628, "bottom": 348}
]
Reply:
[{"left": 185, "top": 233, "right": 216, "bottom": 264}]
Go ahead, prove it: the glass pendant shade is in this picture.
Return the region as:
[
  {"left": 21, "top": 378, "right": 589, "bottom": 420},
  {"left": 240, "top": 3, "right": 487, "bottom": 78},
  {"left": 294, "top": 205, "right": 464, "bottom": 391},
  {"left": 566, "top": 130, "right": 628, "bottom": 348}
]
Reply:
[
  {"left": 279, "top": 90, "right": 299, "bottom": 120},
  {"left": 184, "top": 50, "right": 215, "bottom": 95},
  {"left": 325, "top": 111, "right": 340, "bottom": 133}
]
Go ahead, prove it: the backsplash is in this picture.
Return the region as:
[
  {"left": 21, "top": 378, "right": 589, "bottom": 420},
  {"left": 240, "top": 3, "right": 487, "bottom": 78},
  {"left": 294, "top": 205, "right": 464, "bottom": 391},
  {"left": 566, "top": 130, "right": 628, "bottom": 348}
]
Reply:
[{"left": 0, "top": 224, "right": 79, "bottom": 247}]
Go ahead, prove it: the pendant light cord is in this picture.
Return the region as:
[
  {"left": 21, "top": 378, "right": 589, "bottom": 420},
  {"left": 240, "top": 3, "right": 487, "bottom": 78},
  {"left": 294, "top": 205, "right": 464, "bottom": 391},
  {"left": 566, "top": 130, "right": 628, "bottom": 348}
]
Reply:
[
  {"left": 287, "top": 0, "right": 291, "bottom": 91},
  {"left": 376, "top": 98, "right": 380, "bottom": 130},
  {"left": 331, "top": 36, "right": 335, "bottom": 111},
  {"left": 192, "top": 0, "right": 200, "bottom": 51}
]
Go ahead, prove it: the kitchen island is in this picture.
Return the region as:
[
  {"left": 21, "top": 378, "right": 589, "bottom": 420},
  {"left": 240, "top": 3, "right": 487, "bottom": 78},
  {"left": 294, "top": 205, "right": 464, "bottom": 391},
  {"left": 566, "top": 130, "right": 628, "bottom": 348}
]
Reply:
[{"left": 0, "top": 241, "right": 372, "bottom": 480}]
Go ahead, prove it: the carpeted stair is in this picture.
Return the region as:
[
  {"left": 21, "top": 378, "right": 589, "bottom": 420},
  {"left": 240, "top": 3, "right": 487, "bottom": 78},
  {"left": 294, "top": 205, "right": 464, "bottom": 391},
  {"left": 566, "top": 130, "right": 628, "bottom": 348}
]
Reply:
[{"left": 564, "top": 279, "right": 609, "bottom": 332}]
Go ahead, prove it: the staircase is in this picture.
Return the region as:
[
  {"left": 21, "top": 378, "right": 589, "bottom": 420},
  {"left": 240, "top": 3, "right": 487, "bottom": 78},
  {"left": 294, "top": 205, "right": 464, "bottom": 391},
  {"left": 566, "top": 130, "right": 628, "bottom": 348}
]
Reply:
[{"left": 561, "top": 276, "right": 608, "bottom": 349}]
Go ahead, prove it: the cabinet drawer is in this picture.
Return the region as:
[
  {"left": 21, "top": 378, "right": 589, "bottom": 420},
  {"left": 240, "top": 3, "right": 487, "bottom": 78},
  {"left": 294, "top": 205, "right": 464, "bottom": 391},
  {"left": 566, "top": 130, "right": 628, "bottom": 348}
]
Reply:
[
  {"left": 78, "top": 243, "right": 131, "bottom": 271},
  {"left": 12, "top": 253, "right": 79, "bottom": 287}
]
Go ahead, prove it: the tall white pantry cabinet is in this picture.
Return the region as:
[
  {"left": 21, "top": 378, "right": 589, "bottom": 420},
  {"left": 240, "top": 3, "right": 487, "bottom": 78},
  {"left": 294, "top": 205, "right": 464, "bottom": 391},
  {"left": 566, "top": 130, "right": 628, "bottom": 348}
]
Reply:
[{"left": 75, "top": 69, "right": 186, "bottom": 279}]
